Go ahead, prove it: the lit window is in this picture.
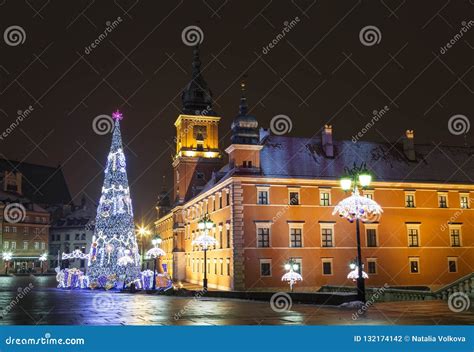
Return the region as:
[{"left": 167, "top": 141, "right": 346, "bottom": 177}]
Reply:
[
  {"left": 259, "top": 259, "right": 272, "bottom": 277},
  {"left": 448, "top": 257, "right": 457, "bottom": 273},
  {"left": 11, "top": 242, "right": 16, "bottom": 250},
  {"left": 405, "top": 192, "right": 416, "bottom": 208},
  {"left": 460, "top": 194, "right": 470, "bottom": 209},
  {"left": 322, "top": 258, "right": 332, "bottom": 275},
  {"left": 34, "top": 242, "right": 39, "bottom": 250},
  {"left": 407, "top": 227, "right": 420, "bottom": 247},
  {"left": 3, "top": 241, "right": 9, "bottom": 249},
  {"left": 409, "top": 257, "right": 419, "bottom": 273},
  {"left": 257, "top": 187, "right": 269, "bottom": 205},
  {"left": 438, "top": 193, "right": 448, "bottom": 208},
  {"left": 320, "top": 190, "right": 331, "bottom": 206},
  {"left": 23, "top": 241, "right": 28, "bottom": 250}
]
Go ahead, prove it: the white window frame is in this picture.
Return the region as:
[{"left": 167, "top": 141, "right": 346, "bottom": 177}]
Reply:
[
  {"left": 365, "top": 224, "right": 379, "bottom": 247},
  {"left": 288, "top": 187, "right": 300, "bottom": 205},
  {"left": 405, "top": 191, "right": 416, "bottom": 208},
  {"left": 321, "top": 258, "right": 333, "bottom": 276},
  {"left": 319, "top": 223, "right": 335, "bottom": 248},
  {"left": 366, "top": 258, "right": 377, "bottom": 274},
  {"left": 259, "top": 259, "right": 272, "bottom": 277},
  {"left": 3, "top": 241, "right": 9, "bottom": 249},
  {"left": 288, "top": 222, "right": 304, "bottom": 248},
  {"left": 438, "top": 192, "right": 449, "bottom": 208},
  {"left": 409, "top": 257, "right": 420, "bottom": 274},
  {"left": 406, "top": 224, "right": 421, "bottom": 247},
  {"left": 447, "top": 257, "right": 458, "bottom": 273},
  {"left": 459, "top": 193, "right": 470, "bottom": 209},
  {"left": 256, "top": 186, "right": 270, "bottom": 205},
  {"left": 448, "top": 224, "right": 462, "bottom": 247},
  {"left": 23, "top": 241, "right": 28, "bottom": 250},
  {"left": 255, "top": 222, "right": 272, "bottom": 248},
  {"left": 319, "top": 189, "right": 331, "bottom": 206},
  {"left": 11, "top": 241, "right": 16, "bottom": 250}
]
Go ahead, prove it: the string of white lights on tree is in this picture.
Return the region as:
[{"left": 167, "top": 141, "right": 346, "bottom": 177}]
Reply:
[{"left": 87, "top": 111, "right": 141, "bottom": 288}]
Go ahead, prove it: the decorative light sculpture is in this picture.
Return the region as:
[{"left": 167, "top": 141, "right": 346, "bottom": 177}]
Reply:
[
  {"left": 146, "top": 237, "right": 164, "bottom": 290},
  {"left": 282, "top": 259, "right": 302, "bottom": 292},
  {"left": 192, "top": 214, "right": 217, "bottom": 290},
  {"left": 2, "top": 252, "right": 12, "bottom": 275},
  {"left": 39, "top": 253, "right": 48, "bottom": 274},
  {"left": 333, "top": 163, "right": 382, "bottom": 303},
  {"left": 62, "top": 249, "right": 90, "bottom": 260}
]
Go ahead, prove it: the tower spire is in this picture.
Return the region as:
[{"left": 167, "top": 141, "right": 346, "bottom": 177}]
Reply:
[
  {"left": 239, "top": 80, "right": 248, "bottom": 116},
  {"left": 231, "top": 80, "right": 259, "bottom": 145}
]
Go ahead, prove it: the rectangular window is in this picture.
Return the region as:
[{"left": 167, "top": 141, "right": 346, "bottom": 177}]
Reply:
[
  {"left": 460, "top": 194, "right": 469, "bottom": 209},
  {"left": 219, "top": 226, "right": 223, "bottom": 249},
  {"left": 4, "top": 227, "right": 9, "bottom": 233},
  {"left": 214, "top": 259, "right": 217, "bottom": 274},
  {"left": 450, "top": 228, "right": 461, "bottom": 247},
  {"left": 34, "top": 242, "right": 39, "bottom": 250},
  {"left": 290, "top": 228, "right": 302, "bottom": 248},
  {"left": 23, "top": 241, "right": 28, "bottom": 250},
  {"left": 12, "top": 227, "right": 17, "bottom": 233},
  {"left": 448, "top": 258, "right": 457, "bottom": 273},
  {"left": 226, "top": 191, "right": 230, "bottom": 206},
  {"left": 288, "top": 190, "right": 300, "bottom": 205},
  {"left": 219, "top": 194, "right": 222, "bottom": 209},
  {"left": 3, "top": 241, "right": 9, "bottom": 249},
  {"left": 260, "top": 259, "right": 272, "bottom": 277},
  {"left": 320, "top": 191, "right": 331, "bottom": 206},
  {"left": 409, "top": 258, "right": 419, "bottom": 273},
  {"left": 408, "top": 228, "right": 419, "bottom": 247},
  {"left": 366, "top": 228, "right": 377, "bottom": 247},
  {"left": 321, "top": 228, "right": 333, "bottom": 247},
  {"left": 41, "top": 242, "right": 45, "bottom": 250},
  {"left": 438, "top": 193, "right": 448, "bottom": 208},
  {"left": 11, "top": 241, "right": 16, "bottom": 250},
  {"left": 367, "top": 259, "right": 377, "bottom": 274},
  {"left": 220, "top": 259, "right": 223, "bottom": 275},
  {"left": 257, "top": 227, "right": 270, "bottom": 248},
  {"left": 405, "top": 192, "right": 415, "bottom": 208},
  {"left": 226, "top": 258, "right": 230, "bottom": 276},
  {"left": 257, "top": 190, "right": 269, "bottom": 205},
  {"left": 322, "top": 259, "right": 332, "bottom": 275},
  {"left": 23, "top": 227, "right": 29, "bottom": 234},
  {"left": 65, "top": 234, "right": 70, "bottom": 241}
]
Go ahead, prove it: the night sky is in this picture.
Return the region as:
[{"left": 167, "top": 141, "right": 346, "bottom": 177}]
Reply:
[{"left": 0, "top": 0, "right": 472, "bottom": 223}]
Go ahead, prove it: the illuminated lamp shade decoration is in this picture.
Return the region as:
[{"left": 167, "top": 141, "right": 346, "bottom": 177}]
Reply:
[
  {"left": 347, "top": 267, "right": 369, "bottom": 281},
  {"left": 62, "top": 249, "right": 90, "bottom": 260},
  {"left": 332, "top": 189, "right": 383, "bottom": 223},
  {"left": 87, "top": 110, "right": 141, "bottom": 288},
  {"left": 282, "top": 261, "right": 302, "bottom": 291}
]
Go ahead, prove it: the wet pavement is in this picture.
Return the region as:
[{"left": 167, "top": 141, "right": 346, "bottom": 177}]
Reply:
[{"left": 0, "top": 276, "right": 472, "bottom": 325}]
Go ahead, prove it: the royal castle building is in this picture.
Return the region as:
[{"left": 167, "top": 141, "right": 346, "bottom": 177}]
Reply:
[{"left": 155, "top": 47, "right": 473, "bottom": 291}]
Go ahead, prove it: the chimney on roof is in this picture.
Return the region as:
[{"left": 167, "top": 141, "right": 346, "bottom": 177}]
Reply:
[
  {"left": 322, "top": 124, "right": 334, "bottom": 158},
  {"left": 403, "top": 129, "right": 416, "bottom": 161}
]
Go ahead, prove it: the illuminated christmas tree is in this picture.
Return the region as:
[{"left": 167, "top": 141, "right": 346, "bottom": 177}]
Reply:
[{"left": 88, "top": 110, "right": 141, "bottom": 289}]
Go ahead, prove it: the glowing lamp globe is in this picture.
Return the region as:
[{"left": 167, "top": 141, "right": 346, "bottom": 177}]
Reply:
[
  {"left": 340, "top": 177, "right": 352, "bottom": 191},
  {"left": 284, "top": 264, "right": 291, "bottom": 271},
  {"left": 358, "top": 173, "right": 372, "bottom": 187},
  {"left": 197, "top": 220, "right": 205, "bottom": 230}
]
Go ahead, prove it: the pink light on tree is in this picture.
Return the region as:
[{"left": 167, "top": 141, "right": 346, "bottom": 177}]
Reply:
[{"left": 112, "top": 110, "right": 123, "bottom": 121}]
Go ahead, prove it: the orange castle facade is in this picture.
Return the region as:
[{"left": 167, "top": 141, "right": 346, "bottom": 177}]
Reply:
[{"left": 155, "top": 47, "right": 473, "bottom": 292}]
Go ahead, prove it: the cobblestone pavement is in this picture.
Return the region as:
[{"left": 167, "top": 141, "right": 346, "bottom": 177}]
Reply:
[{"left": 0, "top": 276, "right": 472, "bottom": 325}]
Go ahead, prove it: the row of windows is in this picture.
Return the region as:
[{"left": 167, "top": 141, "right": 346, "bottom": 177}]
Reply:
[
  {"left": 258, "top": 256, "right": 460, "bottom": 277},
  {"left": 255, "top": 224, "right": 464, "bottom": 248},
  {"left": 3, "top": 226, "right": 44, "bottom": 235},
  {"left": 187, "top": 256, "right": 231, "bottom": 276},
  {"left": 3, "top": 241, "right": 46, "bottom": 250},
  {"left": 50, "top": 233, "right": 87, "bottom": 242},
  {"left": 188, "top": 224, "right": 231, "bottom": 249},
  {"left": 23, "top": 216, "right": 48, "bottom": 223},
  {"left": 186, "top": 190, "right": 231, "bottom": 220},
  {"left": 256, "top": 187, "right": 471, "bottom": 209}
]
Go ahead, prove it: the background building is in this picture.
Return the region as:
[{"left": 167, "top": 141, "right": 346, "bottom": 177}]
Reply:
[{"left": 156, "top": 47, "right": 473, "bottom": 292}]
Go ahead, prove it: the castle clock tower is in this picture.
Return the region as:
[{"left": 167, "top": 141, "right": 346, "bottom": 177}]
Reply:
[{"left": 172, "top": 45, "right": 223, "bottom": 204}]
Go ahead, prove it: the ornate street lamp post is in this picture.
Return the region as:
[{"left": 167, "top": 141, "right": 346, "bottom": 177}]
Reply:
[
  {"left": 192, "top": 214, "right": 217, "bottom": 290},
  {"left": 2, "top": 252, "right": 12, "bottom": 275},
  {"left": 39, "top": 253, "right": 48, "bottom": 274},
  {"left": 146, "top": 237, "right": 164, "bottom": 290},
  {"left": 137, "top": 226, "right": 151, "bottom": 270},
  {"left": 282, "top": 259, "right": 303, "bottom": 292},
  {"left": 333, "top": 163, "right": 382, "bottom": 303}
]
